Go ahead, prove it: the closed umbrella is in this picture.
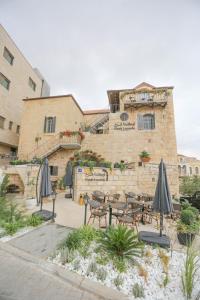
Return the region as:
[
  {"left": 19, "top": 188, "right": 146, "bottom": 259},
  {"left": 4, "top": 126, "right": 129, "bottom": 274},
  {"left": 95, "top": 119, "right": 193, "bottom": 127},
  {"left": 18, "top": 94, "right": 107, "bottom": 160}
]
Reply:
[
  {"left": 63, "top": 160, "right": 73, "bottom": 198},
  {"left": 138, "top": 159, "right": 172, "bottom": 247},
  {"left": 33, "top": 158, "right": 55, "bottom": 221},
  {"left": 40, "top": 158, "right": 53, "bottom": 210},
  {"left": 153, "top": 159, "right": 173, "bottom": 236}
]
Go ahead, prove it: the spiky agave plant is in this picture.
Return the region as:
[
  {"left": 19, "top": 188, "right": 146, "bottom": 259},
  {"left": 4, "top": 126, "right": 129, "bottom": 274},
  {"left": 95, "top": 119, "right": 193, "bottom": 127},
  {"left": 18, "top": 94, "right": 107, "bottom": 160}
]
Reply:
[{"left": 98, "top": 225, "right": 143, "bottom": 260}]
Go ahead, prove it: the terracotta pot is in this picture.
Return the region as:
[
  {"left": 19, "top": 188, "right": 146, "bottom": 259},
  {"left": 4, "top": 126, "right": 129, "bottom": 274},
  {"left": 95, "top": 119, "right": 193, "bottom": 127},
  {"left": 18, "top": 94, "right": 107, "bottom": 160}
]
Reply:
[{"left": 140, "top": 156, "right": 151, "bottom": 163}]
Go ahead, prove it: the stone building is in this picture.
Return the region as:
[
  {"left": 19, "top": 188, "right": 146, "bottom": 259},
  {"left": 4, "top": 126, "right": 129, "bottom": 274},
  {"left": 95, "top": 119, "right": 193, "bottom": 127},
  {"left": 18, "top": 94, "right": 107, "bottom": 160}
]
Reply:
[
  {"left": 178, "top": 154, "right": 200, "bottom": 177},
  {"left": 18, "top": 82, "right": 179, "bottom": 199},
  {"left": 0, "top": 24, "right": 50, "bottom": 159}
]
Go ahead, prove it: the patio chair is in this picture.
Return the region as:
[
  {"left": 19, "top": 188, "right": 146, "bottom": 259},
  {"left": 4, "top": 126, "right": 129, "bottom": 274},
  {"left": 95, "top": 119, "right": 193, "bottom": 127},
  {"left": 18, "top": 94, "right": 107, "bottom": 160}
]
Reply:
[
  {"left": 108, "top": 193, "right": 121, "bottom": 203},
  {"left": 87, "top": 199, "right": 107, "bottom": 228},
  {"left": 144, "top": 207, "right": 160, "bottom": 227},
  {"left": 118, "top": 208, "right": 141, "bottom": 233},
  {"left": 111, "top": 202, "right": 127, "bottom": 224},
  {"left": 92, "top": 190, "right": 105, "bottom": 203},
  {"left": 171, "top": 202, "right": 181, "bottom": 221}
]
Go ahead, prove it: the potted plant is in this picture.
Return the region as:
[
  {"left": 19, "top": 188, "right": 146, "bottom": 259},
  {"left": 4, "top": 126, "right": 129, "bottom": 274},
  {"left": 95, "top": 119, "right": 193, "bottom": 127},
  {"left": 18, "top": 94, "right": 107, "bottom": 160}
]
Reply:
[
  {"left": 177, "top": 206, "right": 200, "bottom": 246},
  {"left": 139, "top": 150, "right": 151, "bottom": 163}
]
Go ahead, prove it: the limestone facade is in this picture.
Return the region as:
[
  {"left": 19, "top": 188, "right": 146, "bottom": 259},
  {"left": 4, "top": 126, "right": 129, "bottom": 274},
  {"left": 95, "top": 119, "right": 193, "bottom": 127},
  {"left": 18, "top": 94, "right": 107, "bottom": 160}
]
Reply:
[
  {"left": 178, "top": 154, "right": 200, "bottom": 177},
  {"left": 17, "top": 82, "right": 179, "bottom": 198},
  {"left": 0, "top": 25, "right": 50, "bottom": 157}
]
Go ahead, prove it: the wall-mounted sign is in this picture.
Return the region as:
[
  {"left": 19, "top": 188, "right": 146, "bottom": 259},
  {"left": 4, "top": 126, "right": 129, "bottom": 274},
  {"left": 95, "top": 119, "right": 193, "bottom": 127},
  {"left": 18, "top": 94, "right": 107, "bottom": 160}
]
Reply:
[
  {"left": 84, "top": 168, "right": 107, "bottom": 181},
  {"left": 114, "top": 121, "right": 135, "bottom": 131},
  {"left": 77, "top": 168, "right": 83, "bottom": 173}
]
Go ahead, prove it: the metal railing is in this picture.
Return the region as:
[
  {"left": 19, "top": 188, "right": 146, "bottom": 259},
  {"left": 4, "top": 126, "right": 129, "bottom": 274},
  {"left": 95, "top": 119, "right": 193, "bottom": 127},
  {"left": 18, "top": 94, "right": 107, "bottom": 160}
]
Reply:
[{"left": 27, "top": 133, "right": 81, "bottom": 160}]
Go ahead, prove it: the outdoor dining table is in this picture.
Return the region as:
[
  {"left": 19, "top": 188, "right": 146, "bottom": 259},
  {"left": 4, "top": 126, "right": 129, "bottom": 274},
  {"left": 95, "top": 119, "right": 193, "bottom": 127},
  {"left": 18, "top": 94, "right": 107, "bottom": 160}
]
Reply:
[{"left": 106, "top": 201, "right": 127, "bottom": 225}]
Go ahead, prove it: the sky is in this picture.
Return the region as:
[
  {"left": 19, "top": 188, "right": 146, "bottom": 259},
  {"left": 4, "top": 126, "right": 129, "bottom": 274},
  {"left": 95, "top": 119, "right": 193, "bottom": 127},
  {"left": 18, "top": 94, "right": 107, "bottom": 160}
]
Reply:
[{"left": 0, "top": 0, "right": 200, "bottom": 158}]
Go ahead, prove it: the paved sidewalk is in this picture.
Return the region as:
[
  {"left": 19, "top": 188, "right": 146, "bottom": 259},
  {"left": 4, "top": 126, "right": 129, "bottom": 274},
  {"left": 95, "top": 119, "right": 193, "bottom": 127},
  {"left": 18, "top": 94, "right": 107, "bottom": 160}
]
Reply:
[
  {"left": 9, "top": 223, "right": 71, "bottom": 258},
  {"left": 0, "top": 242, "right": 127, "bottom": 300}
]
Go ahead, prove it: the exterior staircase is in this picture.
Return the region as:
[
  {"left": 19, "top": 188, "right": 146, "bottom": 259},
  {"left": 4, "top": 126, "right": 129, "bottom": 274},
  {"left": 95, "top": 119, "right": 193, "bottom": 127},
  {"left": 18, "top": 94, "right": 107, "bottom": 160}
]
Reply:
[
  {"left": 89, "top": 114, "right": 109, "bottom": 134},
  {"left": 27, "top": 133, "right": 81, "bottom": 160}
]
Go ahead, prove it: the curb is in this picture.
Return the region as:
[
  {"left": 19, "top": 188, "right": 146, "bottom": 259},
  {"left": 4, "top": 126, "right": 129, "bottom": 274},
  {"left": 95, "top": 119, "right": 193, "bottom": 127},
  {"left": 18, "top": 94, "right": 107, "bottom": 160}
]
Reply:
[{"left": 0, "top": 241, "right": 129, "bottom": 300}]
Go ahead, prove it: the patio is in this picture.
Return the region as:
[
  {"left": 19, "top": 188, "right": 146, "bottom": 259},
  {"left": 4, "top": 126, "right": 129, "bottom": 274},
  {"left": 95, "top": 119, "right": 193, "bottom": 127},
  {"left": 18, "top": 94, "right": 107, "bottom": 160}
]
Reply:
[{"left": 31, "top": 192, "right": 200, "bottom": 252}]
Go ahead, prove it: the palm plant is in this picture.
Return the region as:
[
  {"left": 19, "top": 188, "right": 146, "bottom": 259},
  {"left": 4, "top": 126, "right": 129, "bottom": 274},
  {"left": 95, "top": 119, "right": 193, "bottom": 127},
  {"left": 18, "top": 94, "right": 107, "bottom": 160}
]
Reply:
[{"left": 98, "top": 225, "right": 143, "bottom": 260}]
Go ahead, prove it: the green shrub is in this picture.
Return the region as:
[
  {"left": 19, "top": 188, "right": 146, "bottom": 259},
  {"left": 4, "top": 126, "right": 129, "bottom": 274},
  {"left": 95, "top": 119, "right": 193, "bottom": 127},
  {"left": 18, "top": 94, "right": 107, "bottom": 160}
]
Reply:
[
  {"left": 4, "top": 222, "right": 21, "bottom": 235},
  {"left": 79, "top": 225, "right": 101, "bottom": 243},
  {"left": 132, "top": 283, "right": 145, "bottom": 298},
  {"left": 0, "top": 175, "right": 9, "bottom": 197},
  {"left": 113, "top": 275, "right": 124, "bottom": 290},
  {"left": 187, "top": 207, "right": 199, "bottom": 219},
  {"left": 86, "top": 261, "right": 97, "bottom": 275},
  {"left": 113, "top": 257, "right": 127, "bottom": 273},
  {"left": 60, "top": 225, "right": 100, "bottom": 251},
  {"left": 98, "top": 225, "right": 143, "bottom": 260},
  {"left": 181, "top": 210, "right": 195, "bottom": 225},
  {"left": 26, "top": 215, "right": 43, "bottom": 227},
  {"left": 61, "top": 229, "right": 82, "bottom": 250},
  {"left": 96, "top": 254, "right": 109, "bottom": 266},
  {"left": 180, "top": 176, "right": 200, "bottom": 196},
  {"left": 96, "top": 268, "right": 107, "bottom": 281},
  {"left": 182, "top": 247, "right": 199, "bottom": 300},
  {"left": 60, "top": 247, "right": 75, "bottom": 265}
]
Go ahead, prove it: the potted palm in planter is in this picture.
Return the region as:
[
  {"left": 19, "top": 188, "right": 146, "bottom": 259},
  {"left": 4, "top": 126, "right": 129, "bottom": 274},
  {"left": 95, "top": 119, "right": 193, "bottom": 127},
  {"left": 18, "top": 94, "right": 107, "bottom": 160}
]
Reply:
[
  {"left": 139, "top": 150, "right": 151, "bottom": 163},
  {"left": 177, "top": 206, "right": 200, "bottom": 246}
]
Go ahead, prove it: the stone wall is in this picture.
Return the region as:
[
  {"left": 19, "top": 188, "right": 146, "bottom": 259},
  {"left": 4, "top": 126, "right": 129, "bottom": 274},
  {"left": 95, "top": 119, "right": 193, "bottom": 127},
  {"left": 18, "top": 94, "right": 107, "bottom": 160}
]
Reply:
[{"left": 73, "top": 164, "right": 179, "bottom": 202}]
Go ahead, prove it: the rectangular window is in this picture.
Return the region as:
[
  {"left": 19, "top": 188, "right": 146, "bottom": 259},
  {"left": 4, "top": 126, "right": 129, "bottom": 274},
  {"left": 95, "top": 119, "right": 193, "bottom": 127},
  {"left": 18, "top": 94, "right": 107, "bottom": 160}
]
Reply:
[
  {"left": 9, "top": 121, "right": 13, "bottom": 130},
  {"left": 29, "top": 77, "right": 36, "bottom": 91},
  {"left": 0, "top": 116, "right": 5, "bottom": 129},
  {"left": 16, "top": 125, "right": 20, "bottom": 134},
  {"left": 0, "top": 73, "right": 10, "bottom": 90},
  {"left": 137, "top": 114, "right": 155, "bottom": 130},
  {"left": 50, "top": 166, "right": 58, "bottom": 176},
  {"left": 44, "top": 116, "right": 56, "bottom": 133},
  {"left": 3, "top": 47, "right": 14, "bottom": 65}
]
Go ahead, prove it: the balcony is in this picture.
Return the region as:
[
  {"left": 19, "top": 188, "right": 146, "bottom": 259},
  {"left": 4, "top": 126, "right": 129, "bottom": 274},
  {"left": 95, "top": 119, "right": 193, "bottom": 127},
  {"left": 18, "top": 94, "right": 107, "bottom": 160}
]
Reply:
[{"left": 123, "top": 93, "right": 167, "bottom": 109}]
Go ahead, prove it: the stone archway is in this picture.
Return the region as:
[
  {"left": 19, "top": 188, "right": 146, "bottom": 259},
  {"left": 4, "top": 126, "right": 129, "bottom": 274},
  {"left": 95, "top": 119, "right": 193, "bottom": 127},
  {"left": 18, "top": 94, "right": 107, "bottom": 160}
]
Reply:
[{"left": 6, "top": 174, "right": 25, "bottom": 193}]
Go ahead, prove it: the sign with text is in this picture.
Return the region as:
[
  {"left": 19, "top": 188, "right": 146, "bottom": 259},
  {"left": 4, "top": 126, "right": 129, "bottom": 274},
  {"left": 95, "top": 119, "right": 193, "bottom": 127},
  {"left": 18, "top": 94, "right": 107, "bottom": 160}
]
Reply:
[
  {"left": 114, "top": 121, "right": 135, "bottom": 131},
  {"left": 84, "top": 168, "right": 108, "bottom": 181}
]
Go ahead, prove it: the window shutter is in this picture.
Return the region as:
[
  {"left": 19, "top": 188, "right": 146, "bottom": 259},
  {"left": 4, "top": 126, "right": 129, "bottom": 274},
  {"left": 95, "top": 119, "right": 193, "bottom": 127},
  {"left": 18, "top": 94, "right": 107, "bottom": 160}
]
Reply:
[
  {"left": 137, "top": 114, "right": 143, "bottom": 130},
  {"left": 53, "top": 117, "right": 56, "bottom": 132},
  {"left": 152, "top": 113, "right": 155, "bottom": 129},
  {"left": 44, "top": 116, "right": 47, "bottom": 133}
]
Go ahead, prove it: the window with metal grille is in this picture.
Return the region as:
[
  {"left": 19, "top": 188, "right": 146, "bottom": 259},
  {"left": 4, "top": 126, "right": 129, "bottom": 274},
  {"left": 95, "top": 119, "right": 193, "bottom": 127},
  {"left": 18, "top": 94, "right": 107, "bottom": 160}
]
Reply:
[
  {"left": 50, "top": 166, "right": 58, "bottom": 176},
  {"left": 0, "top": 73, "right": 10, "bottom": 90},
  {"left": 0, "top": 116, "right": 5, "bottom": 129},
  {"left": 137, "top": 113, "right": 155, "bottom": 130},
  {"left": 3, "top": 47, "right": 14, "bottom": 65},
  {"left": 44, "top": 116, "right": 56, "bottom": 133}
]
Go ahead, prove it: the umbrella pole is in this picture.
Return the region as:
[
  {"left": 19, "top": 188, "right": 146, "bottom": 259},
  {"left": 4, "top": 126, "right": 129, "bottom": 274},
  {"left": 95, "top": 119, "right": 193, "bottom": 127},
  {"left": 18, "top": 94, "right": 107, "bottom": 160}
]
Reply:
[
  {"left": 160, "top": 212, "right": 163, "bottom": 237},
  {"left": 40, "top": 195, "right": 43, "bottom": 211}
]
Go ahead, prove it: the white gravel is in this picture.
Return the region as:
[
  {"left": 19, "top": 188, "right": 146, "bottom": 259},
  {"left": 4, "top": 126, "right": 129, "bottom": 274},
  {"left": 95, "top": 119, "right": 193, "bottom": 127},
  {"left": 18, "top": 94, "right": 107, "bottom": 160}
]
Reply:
[{"left": 49, "top": 244, "right": 200, "bottom": 300}]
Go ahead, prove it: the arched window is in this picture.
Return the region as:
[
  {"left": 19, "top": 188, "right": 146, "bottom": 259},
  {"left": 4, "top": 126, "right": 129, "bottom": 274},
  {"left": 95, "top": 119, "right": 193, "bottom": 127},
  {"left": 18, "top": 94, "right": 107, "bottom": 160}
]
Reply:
[
  {"left": 189, "top": 167, "right": 192, "bottom": 175},
  {"left": 182, "top": 165, "right": 187, "bottom": 176},
  {"left": 137, "top": 114, "right": 155, "bottom": 130},
  {"left": 195, "top": 167, "right": 199, "bottom": 175},
  {"left": 178, "top": 165, "right": 181, "bottom": 176}
]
